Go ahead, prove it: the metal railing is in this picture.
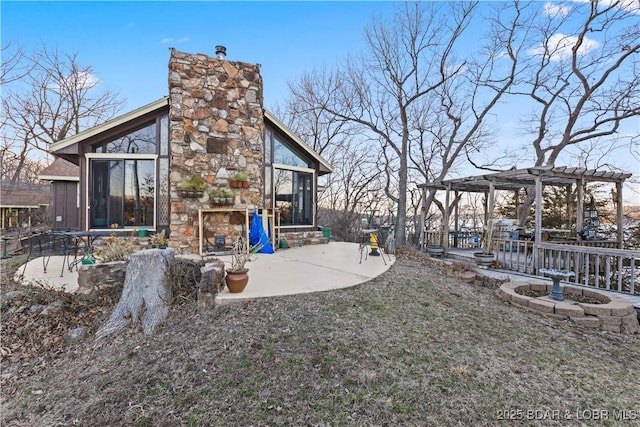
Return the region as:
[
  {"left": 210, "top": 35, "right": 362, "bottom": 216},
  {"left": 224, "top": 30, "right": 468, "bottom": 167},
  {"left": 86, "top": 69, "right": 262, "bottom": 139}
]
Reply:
[{"left": 422, "top": 230, "right": 481, "bottom": 249}]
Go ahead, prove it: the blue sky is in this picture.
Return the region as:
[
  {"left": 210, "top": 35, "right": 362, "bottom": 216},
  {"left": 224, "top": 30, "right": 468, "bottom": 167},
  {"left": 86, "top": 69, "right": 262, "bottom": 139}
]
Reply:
[
  {"left": 2, "top": 1, "right": 639, "bottom": 202},
  {"left": 2, "top": 1, "right": 397, "bottom": 110}
]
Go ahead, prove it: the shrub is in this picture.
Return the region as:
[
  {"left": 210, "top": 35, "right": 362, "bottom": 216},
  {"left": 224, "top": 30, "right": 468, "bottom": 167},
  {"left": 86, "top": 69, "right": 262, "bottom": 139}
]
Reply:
[{"left": 95, "top": 226, "right": 138, "bottom": 262}]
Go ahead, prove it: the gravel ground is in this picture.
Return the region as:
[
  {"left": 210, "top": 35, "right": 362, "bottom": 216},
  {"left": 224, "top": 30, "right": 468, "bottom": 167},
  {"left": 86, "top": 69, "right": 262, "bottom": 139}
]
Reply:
[{"left": 1, "top": 249, "right": 639, "bottom": 426}]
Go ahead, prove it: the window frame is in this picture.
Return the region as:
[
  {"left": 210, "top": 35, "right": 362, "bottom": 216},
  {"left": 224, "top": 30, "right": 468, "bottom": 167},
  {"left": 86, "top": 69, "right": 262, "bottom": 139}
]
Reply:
[
  {"left": 85, "top": 153, "right": 158, "bottom": 230},
  {"left": 272, "top": 163, "right": 316, "bottom": 228}
]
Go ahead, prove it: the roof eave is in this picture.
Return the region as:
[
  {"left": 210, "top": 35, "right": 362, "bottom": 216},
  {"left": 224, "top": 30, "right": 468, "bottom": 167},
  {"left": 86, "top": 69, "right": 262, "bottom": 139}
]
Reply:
[{"left": 38, "top": 175, "right": 79, "bottom": 182}]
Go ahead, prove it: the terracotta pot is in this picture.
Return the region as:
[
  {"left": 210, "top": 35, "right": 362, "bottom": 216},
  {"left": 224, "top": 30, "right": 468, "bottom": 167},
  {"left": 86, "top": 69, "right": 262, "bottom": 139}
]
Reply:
[
  {"left": 241, "top": 181, "right": 249, "bottom": 189},
  {"left": 225, "top": 268, "right": 249, "bottom": 293}
]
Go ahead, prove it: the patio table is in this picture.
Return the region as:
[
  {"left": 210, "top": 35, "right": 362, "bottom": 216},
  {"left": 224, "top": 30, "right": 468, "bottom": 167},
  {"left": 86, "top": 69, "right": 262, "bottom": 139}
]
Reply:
[{"left": 52, "top": 230, "right": 113, "bottom": 270}]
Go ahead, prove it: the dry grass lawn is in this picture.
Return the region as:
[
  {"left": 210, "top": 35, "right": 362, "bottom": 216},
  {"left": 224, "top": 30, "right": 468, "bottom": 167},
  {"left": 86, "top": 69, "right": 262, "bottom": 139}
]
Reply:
[{"left": 1, "top": 249, "right": 639, "bottom": 426}]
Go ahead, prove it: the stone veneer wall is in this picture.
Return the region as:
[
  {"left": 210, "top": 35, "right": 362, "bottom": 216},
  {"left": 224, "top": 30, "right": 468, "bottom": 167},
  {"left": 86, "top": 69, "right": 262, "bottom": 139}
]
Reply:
[{"left": 168, "top": 49, "right": 265, "bottom": 253}]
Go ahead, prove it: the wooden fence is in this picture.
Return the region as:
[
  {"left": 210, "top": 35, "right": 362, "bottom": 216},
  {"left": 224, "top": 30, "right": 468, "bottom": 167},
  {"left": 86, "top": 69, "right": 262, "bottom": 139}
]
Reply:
[{"left": 495, "top": 239, "right": 639, "bottom": 295}]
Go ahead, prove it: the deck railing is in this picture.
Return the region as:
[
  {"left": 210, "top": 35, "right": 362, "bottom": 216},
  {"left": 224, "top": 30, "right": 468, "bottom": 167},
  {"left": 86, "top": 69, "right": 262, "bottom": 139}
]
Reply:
[
  {"left": 494, "top": 239, "right": 639, "bottom": 295},
  {"left": 422, "top": 230, "right": 481, "bottom": 249}
]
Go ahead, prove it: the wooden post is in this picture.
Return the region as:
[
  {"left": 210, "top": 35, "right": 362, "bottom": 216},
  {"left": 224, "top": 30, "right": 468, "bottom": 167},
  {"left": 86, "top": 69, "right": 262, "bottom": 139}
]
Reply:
[
  {"left": 533, "top": 172, "right": 542, "bottom": 274},
  {"left": 443, "top": 184, "right": 451, "bottom": 251},
  {"left": 576, "top": 178, "right": 584, "bottom": 235},
  {"left": 420, "top": 186, "right": 426, "bottom": 249},
  {"left": 454, "top": 190, "right": 459, "bottom": 249},
  {"left": 566, "top": 185, "right": 572, "bottom": 232},
  {"left": 616, "top": 181, "right": 623, "bottom": 249}
]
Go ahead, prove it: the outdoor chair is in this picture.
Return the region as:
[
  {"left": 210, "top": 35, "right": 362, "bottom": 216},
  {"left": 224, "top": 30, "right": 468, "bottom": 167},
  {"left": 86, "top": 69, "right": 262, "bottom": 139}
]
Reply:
[{"left": 21, "top": 232, "right": 82, "bottom": 278}]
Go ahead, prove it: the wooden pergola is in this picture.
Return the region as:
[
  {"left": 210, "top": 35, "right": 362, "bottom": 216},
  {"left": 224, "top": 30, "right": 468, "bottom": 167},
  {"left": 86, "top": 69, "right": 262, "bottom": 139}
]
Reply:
[{"left": 419, "top": 166, "right": 632, "bottom": 253}]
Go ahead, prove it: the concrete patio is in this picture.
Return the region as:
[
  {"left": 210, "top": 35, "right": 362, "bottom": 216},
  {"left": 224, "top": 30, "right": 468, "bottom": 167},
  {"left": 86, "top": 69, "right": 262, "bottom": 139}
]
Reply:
[{"left": 16, "top": 242, "right": 396, "bottom": 303}]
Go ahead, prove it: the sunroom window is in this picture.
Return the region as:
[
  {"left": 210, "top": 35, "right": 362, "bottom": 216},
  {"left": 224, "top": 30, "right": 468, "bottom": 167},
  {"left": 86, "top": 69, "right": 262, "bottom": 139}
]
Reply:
[
  {"left": 87, "top": 114, "right": 168, "bottom": 229},
  {"left": 272, "top": 135, "right": 314, "bottom": 227},
  {"left": 89, "top": 159, "right": 155, "bottom": 228}
]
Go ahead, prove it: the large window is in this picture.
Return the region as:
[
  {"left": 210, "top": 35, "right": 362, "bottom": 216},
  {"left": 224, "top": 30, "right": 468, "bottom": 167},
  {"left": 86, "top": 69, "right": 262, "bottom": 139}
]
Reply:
[
  {"left": 90, "top": 159, "right": 155, "bottom": 228},
  {"left": 271, "top": 134, "right": 315, "bottom": 227},
  {"left": 93, "top": 122, "right": 157, "bottom": 154},
  {"left": 88, "top": 114, "right": 168, "bottom": 229},
  {"left": 274, "top": 136, "right": 311, "bottom": 168}
]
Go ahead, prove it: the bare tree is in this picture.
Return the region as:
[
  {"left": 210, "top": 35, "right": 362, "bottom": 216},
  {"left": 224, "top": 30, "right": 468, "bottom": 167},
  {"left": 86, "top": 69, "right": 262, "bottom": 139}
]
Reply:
[
  {"left": 0, "top": 150, "right": 46, "bottom": 186},
  {"left": 280, "top": 74, "right": 382, "bottom": 241},
  {"left": 1, "top": 42, "right": 31, "bottom": 84},
  {"left": 1, "top": 44, "right": 125, "bottom": 189},
  {"left": 504, "top": 0, "right": 640, "bottom": 223},
  {"left": 290, "top": 2, "right": 478, "bottom": 245},
  {"left": 409, "top": 1, "right": 534, "bottom": 230}
]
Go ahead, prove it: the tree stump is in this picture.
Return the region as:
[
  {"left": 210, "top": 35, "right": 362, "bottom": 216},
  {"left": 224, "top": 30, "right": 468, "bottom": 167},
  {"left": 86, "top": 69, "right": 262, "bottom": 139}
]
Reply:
[
  {"left": 197, "top": 260, "right": 225, "bottom": 309},
  {"left": 96, "top": 248, "right": 175, "bottom": 341}
]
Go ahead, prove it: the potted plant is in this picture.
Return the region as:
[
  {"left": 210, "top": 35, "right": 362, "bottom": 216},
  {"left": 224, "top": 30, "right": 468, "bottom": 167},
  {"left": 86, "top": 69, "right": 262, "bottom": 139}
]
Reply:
[
  {"left": 225, "top": 236, "right": 249, "bottom": 293},
  {"left": 474, "top": 222, "right": 496, "bottom": 267},
  {"left": 209, "top": 188, "right": 234, "bottom": 206},
  {"left": 220, "top": 188, "right": 234, "bottom": 205},
  {"left": 229, "top": 171, "right": 249, "bottom": 189},
  {"left": 150, "top": 230, "right": 169, "bottom": 249},
  {"left": 179, "top": 174, "right": 207, "bottom": 198},
  {"left": 426, "top": 244, "right": 444, "bottom": 257}
]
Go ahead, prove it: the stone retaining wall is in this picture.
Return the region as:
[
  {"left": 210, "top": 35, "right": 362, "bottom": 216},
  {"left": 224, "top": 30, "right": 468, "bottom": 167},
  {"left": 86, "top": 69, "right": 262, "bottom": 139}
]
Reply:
[
  {"left": 497, "top": 281, "right": 640, "bottom": 334},
  {"left": 279, "top": 231, "right": 329, "bottom": 248},
  {"left": 77, "top": 261, "right": 127, "bottom": 297}
]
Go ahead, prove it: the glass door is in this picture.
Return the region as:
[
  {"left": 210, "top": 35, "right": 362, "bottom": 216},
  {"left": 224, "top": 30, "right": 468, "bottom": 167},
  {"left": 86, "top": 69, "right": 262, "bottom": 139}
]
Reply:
[{"left": 89, "top": 159, "right": 155, "bottom": 228}]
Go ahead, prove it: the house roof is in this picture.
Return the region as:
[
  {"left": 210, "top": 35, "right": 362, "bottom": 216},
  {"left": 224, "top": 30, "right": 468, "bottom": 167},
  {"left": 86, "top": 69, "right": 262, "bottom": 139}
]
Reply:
[
  {"left": 264, "top": 110, "right": 333, "bottom": 175},
  {"left": 0, "top": 183, "right": 51, "bottom": 209},
  {"left": 418, "top": 166, "right": 633, "bottom": 192},
  {"left": 49, "top": 97, "right": 333, "bottom": 176},
  {"left": 38, "top": 157, "right": 80, "bottom": 181}
]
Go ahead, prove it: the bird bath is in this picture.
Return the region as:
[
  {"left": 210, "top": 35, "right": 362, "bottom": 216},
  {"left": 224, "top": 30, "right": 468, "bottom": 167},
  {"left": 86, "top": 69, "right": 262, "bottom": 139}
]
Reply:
[{"left": 539, "top": 268, "right": 575, "bottom": 301}]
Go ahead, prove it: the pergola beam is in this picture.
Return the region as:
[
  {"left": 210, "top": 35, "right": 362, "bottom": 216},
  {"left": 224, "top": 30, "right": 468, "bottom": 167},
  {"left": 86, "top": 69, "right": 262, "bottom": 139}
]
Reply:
[{"left": 419, "top": 165, "right": 632, "bottom": 250}]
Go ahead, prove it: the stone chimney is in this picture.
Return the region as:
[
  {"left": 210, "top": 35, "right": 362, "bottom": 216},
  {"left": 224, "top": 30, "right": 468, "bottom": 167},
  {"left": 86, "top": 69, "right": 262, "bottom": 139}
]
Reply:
[
  {"left": 168, "top": 48, "right": 264, "bottom": 253},
  {"left": 215, "top": 45, "right": 226, "bottom": 60}
]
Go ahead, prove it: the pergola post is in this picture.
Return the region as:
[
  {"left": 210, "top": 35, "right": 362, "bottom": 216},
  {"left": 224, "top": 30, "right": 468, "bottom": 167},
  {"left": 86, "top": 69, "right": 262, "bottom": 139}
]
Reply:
[
  {"left": 443, "top": 184, "right": 451, "bottom": 252},
  {"left": 488, "top": 180, "right": 495, "bottom": 232},
  {"left": 454, "top": 190, "right": 459, "bottom": 249},
  {"left": 533, "top": 172, "right": 543, "bottom": 273},
  {"left": 576, "top": 178, "right": 584, "bottom": 236},
  {"left": 566, "top": 185, "right": 572, "bottom": 231},
  {"left": 616, "top": 181, "right": 624, "bottom": 249},
  {"left": 420, "top": 186, "right": 426, "bottom": 249}
]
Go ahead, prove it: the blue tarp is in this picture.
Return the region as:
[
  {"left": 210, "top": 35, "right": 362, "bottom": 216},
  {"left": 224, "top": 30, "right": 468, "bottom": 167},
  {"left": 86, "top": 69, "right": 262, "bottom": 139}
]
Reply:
[{"left": 249, "top": 211, "right": 274, "bottom": 254}]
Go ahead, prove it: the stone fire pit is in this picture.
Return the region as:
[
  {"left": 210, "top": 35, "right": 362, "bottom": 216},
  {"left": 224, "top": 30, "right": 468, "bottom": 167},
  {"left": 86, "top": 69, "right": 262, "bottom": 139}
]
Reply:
[{"left": 497, "top": 281, "right": 639, "bottom": 334}]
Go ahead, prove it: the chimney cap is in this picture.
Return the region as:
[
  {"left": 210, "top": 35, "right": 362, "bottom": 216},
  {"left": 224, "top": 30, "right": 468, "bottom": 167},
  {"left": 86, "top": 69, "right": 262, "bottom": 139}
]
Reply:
[{"left": 215, "top": 45, "right": 227, "bottom": 59}]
